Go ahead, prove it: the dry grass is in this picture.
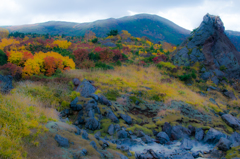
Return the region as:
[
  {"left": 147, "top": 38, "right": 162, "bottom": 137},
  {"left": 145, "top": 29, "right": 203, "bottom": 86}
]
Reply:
[{"left": 64, "top": 65, "right": 222, "bottom": 109}]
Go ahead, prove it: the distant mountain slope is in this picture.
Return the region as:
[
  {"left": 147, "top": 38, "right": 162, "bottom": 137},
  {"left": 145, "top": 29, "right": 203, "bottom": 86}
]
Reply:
[
  {"left": 225, "top": 30, "right": 240, "bottom": 52},
  {"left": 3, "top": 14, "right": 190, "bottom": 45}
]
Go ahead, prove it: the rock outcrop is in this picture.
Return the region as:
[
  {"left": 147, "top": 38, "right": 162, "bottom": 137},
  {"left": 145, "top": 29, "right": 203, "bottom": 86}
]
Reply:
[{"left": 173, "top": 13, "right": 240, "bottom": 81}]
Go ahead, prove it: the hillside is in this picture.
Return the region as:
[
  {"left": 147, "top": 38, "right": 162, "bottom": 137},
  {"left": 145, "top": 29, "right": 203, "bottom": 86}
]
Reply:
[
  {"left": 4, "top": 14, "right": 190, "bottom": 45},
  {"left": 225, "top": 30, "right": 240, "bottom": 52}
]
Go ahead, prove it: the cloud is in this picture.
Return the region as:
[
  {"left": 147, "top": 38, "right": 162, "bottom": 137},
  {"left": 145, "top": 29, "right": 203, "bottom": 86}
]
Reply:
[{"left": 0, "top": 0, "right": 239, "bottom": 31}]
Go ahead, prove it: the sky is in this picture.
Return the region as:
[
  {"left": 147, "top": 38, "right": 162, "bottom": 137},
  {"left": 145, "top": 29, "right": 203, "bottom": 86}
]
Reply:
[{"left": 0, "top": 0, "right": 240, "bottom": 31}]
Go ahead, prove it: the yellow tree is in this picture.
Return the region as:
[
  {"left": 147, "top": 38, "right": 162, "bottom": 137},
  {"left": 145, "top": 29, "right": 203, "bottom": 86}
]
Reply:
[
  {"left": 121, "top": 30, "right": 131, "bottom": 40},
  {"left": 84, "top": 30, "right": 96, "bottom": 41},
  {"left": 0, "top": 28, "right": 9, "bottom": 39}
]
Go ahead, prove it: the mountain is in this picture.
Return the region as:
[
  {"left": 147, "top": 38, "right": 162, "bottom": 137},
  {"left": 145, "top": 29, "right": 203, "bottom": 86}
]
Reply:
[
  {"left": 3, "top": 14, "right": 190, "bottom": 45},
  {"left": 173, "top": 13, "right": 240, "bottom": 83},
  {"left": 225, "top": 30, "right": 240, "bottom": 52}
]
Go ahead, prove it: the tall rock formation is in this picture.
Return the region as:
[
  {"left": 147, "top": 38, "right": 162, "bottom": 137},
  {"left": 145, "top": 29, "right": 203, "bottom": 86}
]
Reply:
[{"left": 172, "top": 14, "right": 240, "bottom": 83}]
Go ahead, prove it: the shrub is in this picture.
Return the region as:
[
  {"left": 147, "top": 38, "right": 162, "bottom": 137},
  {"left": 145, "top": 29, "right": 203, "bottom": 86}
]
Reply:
[
  {"left": 0, "top": 49, "right": 7, "bottom": 66},
  {"left": 73, "top": 49, "right": 89, "bottom": 63},
  {"left": 94, "top": 62, "right": 114, "bottom": 70},
  {"left": 142, "top": 56, "right": 155, "bottom": 63},
  {"left": 157, "top": 62, "right": 176, "bottom": 70},
  {"left": 91, "top": 38, "right": 98, "bottom": 43},
  {"left": 178, "top": 74, "right": 191, "bottom": 81},
  {"left": 77, "top": 60, "right": 95, "bottom": 69},
  {"left": 99, "top": 49, "right": 114, "bottom": 62},
  {"left": 88, "top": 52, "right": 100, "bottom": 62},
  {"left": 53, "top": 40, "right": 72, "bottom": 49},
  {"left": 152, "top": 54, "right": 167, "bottom": 64},
  {"left": 107, "top": 30, "right": 118, "bottom": 36},
  {"left": 52, "top": 47, "right": 74, "bottom": 59},
  {"left": 220, "top": 65, "right": 227, "bottom": 71},
  {"left": 116, "top": 60, "right": 122, "bottom": 66},
  {"left": 0, "top": 63, "right": 22, "bottom": 80}
]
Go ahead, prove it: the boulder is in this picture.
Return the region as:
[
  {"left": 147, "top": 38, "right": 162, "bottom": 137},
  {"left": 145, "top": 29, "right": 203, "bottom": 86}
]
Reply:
[
  {"left": 82, "top": 130, "right": 89, "bottom": 140},
  {"left": 103, "top": 42, "right": 116, "bottom": 47},
  {"left": 107, "top": 124, "right": 115, "bottom": 136},
  {"left": 229, "top": 132, "right": 240, "bottom": 147},
  {"left": 81, "top": 149, "right": 87, "bottom": 156},
  {"left": 0, "top": 75, "right": 13, "bottom": 93},
  {"left": 136, "top": 131, "right": 145, "bottom": 137},
  {"left": 94, "top": 131, "right": 101, "bottom": 140},
  {"left": 75, "top": 126, "right": 81, "bottom": 135},
  {"left": 180, "top": 138, "right": 194, "bottom": 150},
  {"left": 203, "top": 128, "right": 227, "bottom": 144},
  {"left": 107, "top": 110, "right": 119, "bottom": 123},
  {"left": 171, "top": 125, "right": 191, "bottom": 140},
  {"left": 141, "top": 135, "right": 154, "bottom": 144},
  {"left": 216, "top": 137, "right": 232, "bottom": 151},
  {"left": 221, "top": 114, "right": 240, "bottom": 130},
  {"left": 117, "top": 130, "right": 128, "bottom": 139},
  {"left": 223, "top": 90, "right": 237, "bottom": 100},
  {"left": 87, "top": 94, "right": 99, "bottom": 102},
  {"left": 72, "top": 78, "right": 81, "bottom": 88},
  {"left": 117, "top": 153, "right": 128, "bottom": 159},
  {"left": 163, "top": 122, "right": 172, "bottom": 138},
  {"left": 195, "top": 128, "right": 204, "bottom": 141},
  {"left": 70, "top": 97, "right": 83, "bottom": 111},
  {"left": 120, "top": 114, "right": 132, "bottom": 125},
  {"left": 85, "top": 117, "right": 100, "bottom": 131},
  {"left": 75, "top": 79, "right": 96, "bottom": 97},
  {"left": 188, "top": 125, "right": 195, "bottom": 135},
  {"left": 114, "top": 124, "right": 121, "bottom": 132},
  {"left": 54, "top": 134, "right": 69, "bottom": 147},
  {"left": 90, "top": 141, "right": 97, "bottom": 150},
  {"left": 156, "top": 132, "right": 170, "bottom": 144},
  {"left": 99, "top": 95, "right": 112, "bottom": 106}
]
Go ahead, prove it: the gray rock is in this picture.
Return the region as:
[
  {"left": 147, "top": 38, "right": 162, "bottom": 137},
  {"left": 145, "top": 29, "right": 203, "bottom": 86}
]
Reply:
[
  {"left": 99, "top": 95, "right": 112, "bottom": 106},
  {"left": 0, "top": 75, "right": 13, "bottom": 93},
  {"left": 203, "top": 128, "right": 227, "bottom": 144},
  {"left": 75, "top": 79, "right": 96, "bottom": 97},
  {"left": 188, "top": 125, "right": 195, "bottom": 135},
  {"left": 54, "top": 134, "right": 69, "bottom": 147},
  {"left": 75, "top": 126, "right": 81, "bottom": 135},
  {"left": 171, "top": 125, "right": 191, "bottom": 140},
  {"left": 211, "top": 76, "right": 219, "bottom": 85},
  {"left": 222, "top": 114, "right": 240, "bottom": 130},
  {"left": 223, "top": 90, "right": 237, "bottom": 100},
  {"left": 229, "top": 132, "right": 240, "bottom": 147},
  {"left": 114, "top": 124, "right": 121, "bottom": 132},
  {"left": 87, "top": 94, "right": 99, "bottom": 102},
  {"left": 181, "top": 139, "right": 193, "bottom": 150},
  {"left": 209, "top": 98, "right": 218, "bottom": 105},
  {"left": 70, "top": 97, "right": 83, "bottom": 111},
  {"left": 216, "top": 137, "right": 232, "bottom": 151},
  {"left": 82, "top": 130, "right": 89, "bottom": 140},
  {"left": 107, "top": 110, "right": 119, "bottom": 123},
  {"left": 137, "top": 131, "right": 145, "bottom": 137},
  {"left": 94, "top": 131, "right": 101, "bottom": 140},
  {"left": 117, "top": 153, "right": 128, "bottom": 159},
  {"left": 85, "top": 117, "right": 100, "bottom": 131},
  {"left": 81, "top": 149, "right": 87, "bottom": 156},
  {"left": 107, "top": 124, "right": 115, "bottom": 135},
  {"left": 163, "top": 122, "right": 172, "bottom": 138},
  {"left": 117, "top": 130, "right": 128, "bottom": 139},
  {"left": 88, "top": 109, "right": 94, "bottom": 118},
  {"left": 141, "top": 135, "right": 154, "bottom": 144},
  {"left": 90, "top": 141, "right": 97, "bottom": 150},
  {"left": 172, "top": 152, "right": 194, "bottom": 159},
  {"left": 120, "top": 114, "right": 132, "bottom": 125},
  {"left": 156, "top": 132, "right": 170, "bottom": 144},
  {"left": 195, "top": 128, "right": 204, "bottom": 141},
  {"left": 72, "top": 78, "right": 81, "bottom": 87},
  {"left": 201, "top": 71, "right": 212, "bottom": 80}
]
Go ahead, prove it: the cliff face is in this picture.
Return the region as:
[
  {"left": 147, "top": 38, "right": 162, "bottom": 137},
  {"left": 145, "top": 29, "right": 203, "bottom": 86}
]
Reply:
[{"left": 173, "top": 14, "right": 240, "bottom": 82}]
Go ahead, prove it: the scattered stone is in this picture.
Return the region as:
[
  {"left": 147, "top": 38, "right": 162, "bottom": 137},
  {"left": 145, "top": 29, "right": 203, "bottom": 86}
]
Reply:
[
  {"left": 156, "top": 132, "right": 170, "bottom": 144},
  {"left": 216, "top": 137, "right": 232, "bottom": 151},
  {"left": 120, "top": 114, "right": 132, "bottom": 125},
  {"left": 203, "top": 128, "right": 227, "bottom": 144},
  {"left": 54, "top": 134, "right": 69, "bottom": 147},
  {"left": 85, "top": 117, "right": 100, "bottom": 130},
  {"left": 107, "top": 124, "right": 115, "bottom": 135},
  {"left": 195, "top": 128, "right": 204, "bottom": 141},
  {"left": 75, "top": 79, "right": 96, "bottom": 97},
  {"left": 221, "top": 114, "right": 240, "bottom": 130}
]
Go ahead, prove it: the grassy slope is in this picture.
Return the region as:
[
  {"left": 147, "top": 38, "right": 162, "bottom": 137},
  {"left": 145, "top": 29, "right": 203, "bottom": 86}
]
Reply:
[{"left": 4, "top": 14, "right": 190, "bottom": 45}]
